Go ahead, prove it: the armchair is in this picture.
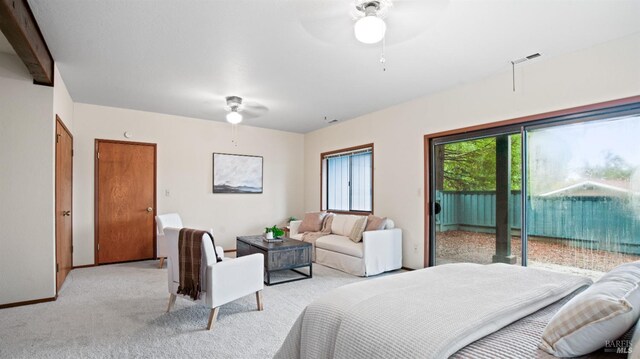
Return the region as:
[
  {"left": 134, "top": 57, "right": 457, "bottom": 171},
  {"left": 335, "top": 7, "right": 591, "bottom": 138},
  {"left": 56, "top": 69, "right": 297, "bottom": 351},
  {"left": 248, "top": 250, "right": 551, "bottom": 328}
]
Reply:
[
  {"left": 164, "top": 228, "right": 264, "bottom": 330},
  {"left": 156, "top": 213, "right": 183, "bottom": 268},
  {"left": 156, "top": 213, "right": 217, "bottom": 268}
]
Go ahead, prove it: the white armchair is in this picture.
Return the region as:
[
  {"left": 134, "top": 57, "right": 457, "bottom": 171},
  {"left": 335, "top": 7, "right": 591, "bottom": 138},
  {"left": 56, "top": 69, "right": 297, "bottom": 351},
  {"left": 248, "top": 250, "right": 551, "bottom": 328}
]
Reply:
[
  {"left": 164, "top": 228, "right": 264, "bottom": 330},
  {"left": 156, "top": 213, "right": 183, "bottom": 268},
  {"left": 156, "top": 213, "right": 217, "bottom": 268}
]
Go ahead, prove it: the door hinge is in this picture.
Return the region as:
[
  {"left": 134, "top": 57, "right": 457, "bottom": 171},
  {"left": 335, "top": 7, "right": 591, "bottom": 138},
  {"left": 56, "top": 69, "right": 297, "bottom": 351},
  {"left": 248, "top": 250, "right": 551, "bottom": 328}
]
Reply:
[
  {"left": 56, "top": 133, "right": 61, "bottom": 143},
  {"left": 71, "top": 149, "right": 74, "bottom": 157},
  {"left": 71, "top": 245, "right": 74, "bottom": 253},
  {"left": 56, "top": 263, "right": 59, "bottom": 273}
]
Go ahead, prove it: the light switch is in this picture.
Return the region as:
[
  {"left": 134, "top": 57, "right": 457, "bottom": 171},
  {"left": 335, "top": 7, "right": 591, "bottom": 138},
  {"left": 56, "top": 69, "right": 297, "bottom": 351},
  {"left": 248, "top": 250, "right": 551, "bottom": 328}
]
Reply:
[{"left": 165, "top": 189, "right": 170, "bottom": 197}]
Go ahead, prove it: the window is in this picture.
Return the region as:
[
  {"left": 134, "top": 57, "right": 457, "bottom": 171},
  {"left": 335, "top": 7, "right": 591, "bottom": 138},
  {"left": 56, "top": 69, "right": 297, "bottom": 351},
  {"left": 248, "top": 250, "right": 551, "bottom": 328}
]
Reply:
[
  {"left": 322, "top": 144, "right": 373, "bottom": 213},
  {"left": 428, "top": 101, "right": 640, "bottom": 278}
]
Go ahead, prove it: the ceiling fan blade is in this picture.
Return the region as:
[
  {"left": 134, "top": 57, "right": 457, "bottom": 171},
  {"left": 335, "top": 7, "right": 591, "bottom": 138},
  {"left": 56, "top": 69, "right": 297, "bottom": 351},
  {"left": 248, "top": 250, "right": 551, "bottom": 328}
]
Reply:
[
  {"left": 291, "top": 0, "right": 351, "bottom": 20},
  {"left": 242, "top": 102, "right": 269, "bottom": 120},
  {"left": 384, "top": 0, "right": 450, "bottom": 45},
  {"left": 293, "top": 0, "right": 359, "bottom": 45},
  {"left": 297, "top": 0, "right": 450, "bottom": 46},
  {"left": 299, "top": 15, "right": 355, "bottom": 45}
]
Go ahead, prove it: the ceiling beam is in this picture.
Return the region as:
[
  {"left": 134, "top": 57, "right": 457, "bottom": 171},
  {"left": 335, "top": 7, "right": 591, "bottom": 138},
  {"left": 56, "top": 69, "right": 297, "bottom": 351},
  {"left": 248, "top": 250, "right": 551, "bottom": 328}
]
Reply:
[{"left": 0, "top": 0, "right": 53, "bottom": 86}]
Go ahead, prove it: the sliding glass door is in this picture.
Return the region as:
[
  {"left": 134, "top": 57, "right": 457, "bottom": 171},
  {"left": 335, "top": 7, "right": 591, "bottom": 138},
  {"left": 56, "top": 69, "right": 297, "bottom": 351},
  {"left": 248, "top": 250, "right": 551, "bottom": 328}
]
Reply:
[
  {"left": 430, "top": 103, "right": 640, "bottom": 277},
  {"left": 526, "top": 114, "right": 640, "bottom": 275},
  {"left": 432, "top": 134, "right": 521, "bottom": 266}
]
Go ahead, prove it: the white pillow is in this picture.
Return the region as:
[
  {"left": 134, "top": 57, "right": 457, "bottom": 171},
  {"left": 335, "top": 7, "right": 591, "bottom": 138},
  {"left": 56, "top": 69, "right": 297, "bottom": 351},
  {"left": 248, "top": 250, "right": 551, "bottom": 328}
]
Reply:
[
  {"left": 331, "top": 214, "right": 365, "bottom": 237},
  {"left": 540, "top": 261, "right": 640, "bottom": 357}
]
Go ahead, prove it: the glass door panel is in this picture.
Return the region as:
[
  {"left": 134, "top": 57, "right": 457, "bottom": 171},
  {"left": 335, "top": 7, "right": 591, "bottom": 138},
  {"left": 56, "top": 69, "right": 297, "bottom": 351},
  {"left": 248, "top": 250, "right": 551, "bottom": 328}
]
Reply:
[
  {"left": 526, "top": 115, "right": 640, "bottom": 278},
  {"left": 433, "top": 134, "right": 522, "bottom": 265}
]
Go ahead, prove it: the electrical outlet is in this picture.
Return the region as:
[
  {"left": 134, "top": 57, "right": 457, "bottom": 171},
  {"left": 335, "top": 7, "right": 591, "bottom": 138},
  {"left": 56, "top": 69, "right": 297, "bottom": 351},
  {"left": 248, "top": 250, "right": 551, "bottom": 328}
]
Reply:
[
  {"left": 413, "top": 244, "right": 419, "bottom": 253},
  {"left": 165, "top": 189, "right": 170, "bottom": 197}
]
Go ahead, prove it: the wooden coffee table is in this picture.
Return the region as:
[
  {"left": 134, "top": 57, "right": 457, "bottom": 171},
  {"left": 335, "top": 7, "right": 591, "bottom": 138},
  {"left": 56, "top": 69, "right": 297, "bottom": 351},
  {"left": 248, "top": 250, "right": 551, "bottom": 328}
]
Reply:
[{"left": 236, "top": 235, "right": 312, "bottom": 286}]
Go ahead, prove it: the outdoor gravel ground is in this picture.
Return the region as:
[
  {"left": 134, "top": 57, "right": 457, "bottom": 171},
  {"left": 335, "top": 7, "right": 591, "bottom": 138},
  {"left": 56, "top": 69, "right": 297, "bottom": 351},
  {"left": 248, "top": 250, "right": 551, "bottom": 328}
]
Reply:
[{"left": 436, "top": 230, "right": 639, "bottom": 274}]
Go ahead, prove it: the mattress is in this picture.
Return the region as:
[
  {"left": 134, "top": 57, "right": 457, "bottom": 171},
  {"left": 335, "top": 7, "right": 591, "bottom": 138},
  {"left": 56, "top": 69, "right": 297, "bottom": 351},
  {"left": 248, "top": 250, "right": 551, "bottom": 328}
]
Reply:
[
  {"left": 452, "top": 290, "right": 632, "bottom": 359},
  {"left": 275, "top": 263, "right": 592, "bottom": 359}
]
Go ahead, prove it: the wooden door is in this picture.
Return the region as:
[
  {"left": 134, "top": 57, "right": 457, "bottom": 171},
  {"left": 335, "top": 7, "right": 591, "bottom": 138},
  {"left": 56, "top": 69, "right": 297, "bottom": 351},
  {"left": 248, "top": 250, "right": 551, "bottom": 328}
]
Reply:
[
  {"left": 95, "top": 140, "right": 156, "bottom": 264},
  {"left": 55, "top": 116, "right": 73, "bottom": 292}
]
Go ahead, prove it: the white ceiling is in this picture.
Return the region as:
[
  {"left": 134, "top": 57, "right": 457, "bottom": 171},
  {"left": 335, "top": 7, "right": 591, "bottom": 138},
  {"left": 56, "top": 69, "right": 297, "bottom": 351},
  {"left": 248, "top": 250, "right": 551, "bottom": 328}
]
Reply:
[
  {"left": 0, "top": 31, "right": 16, "bottom": 55},
  {"left": 28, "top": 0, "right": 640, "bottom": 133}
]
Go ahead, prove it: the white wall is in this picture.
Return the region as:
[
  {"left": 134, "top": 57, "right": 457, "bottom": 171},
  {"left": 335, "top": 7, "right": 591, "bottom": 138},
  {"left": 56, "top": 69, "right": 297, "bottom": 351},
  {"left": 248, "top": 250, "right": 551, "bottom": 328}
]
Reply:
[
  {"left": 53, "top": 64, "right": 74, "bottom": 130},
  {"left": 0, "top": 53, "right": 56, "bottom": 305},
  {"left": 303, "top": 33, "right": 640, "bottom": 269},
  {"left": 73, "top": 104, "right": 304, "bottom": 266}
]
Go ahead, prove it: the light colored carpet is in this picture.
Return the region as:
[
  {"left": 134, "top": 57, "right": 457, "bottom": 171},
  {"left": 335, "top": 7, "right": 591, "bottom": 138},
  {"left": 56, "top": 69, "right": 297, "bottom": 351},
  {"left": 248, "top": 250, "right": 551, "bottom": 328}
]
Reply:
[{"left": 0, "top": 261, "right": 400, "bottom": 358}]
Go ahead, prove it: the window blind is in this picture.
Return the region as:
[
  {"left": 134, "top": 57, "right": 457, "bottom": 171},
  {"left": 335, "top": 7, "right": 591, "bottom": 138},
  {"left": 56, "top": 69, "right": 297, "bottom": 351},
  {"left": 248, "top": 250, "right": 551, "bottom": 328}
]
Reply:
[{"left": 324, "top": 147, "right": 372, "bottom": 212}]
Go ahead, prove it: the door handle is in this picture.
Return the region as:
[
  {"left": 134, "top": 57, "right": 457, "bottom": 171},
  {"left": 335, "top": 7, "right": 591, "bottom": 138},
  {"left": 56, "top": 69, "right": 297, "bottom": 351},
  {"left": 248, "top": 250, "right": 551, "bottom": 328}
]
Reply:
[
  {"left": 147, "top": 207, "right": 153, "bottom": 213},
  {"left": 62, "top": 210, "right": 71, "bottom": 216},
  {"left": 433, "top": 202, "right": 441, "bottom": 215}
]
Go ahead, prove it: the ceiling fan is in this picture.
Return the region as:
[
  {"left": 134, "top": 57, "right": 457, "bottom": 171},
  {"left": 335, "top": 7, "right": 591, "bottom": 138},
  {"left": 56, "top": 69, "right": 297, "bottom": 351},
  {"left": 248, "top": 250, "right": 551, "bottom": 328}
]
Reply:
[
  {"left": 353, "top": 0, "right": 391, "bottom": 44},
  {"left": 223, "top": 96, "right": 269, "bottom": 124},
  {"left": 294, "top": 0, "right": 449, "bottom": 46}
]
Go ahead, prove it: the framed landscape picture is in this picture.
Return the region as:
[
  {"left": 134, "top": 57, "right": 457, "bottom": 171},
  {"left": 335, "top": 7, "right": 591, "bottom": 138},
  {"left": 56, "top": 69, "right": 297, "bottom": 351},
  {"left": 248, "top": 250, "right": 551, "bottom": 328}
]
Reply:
[{"left": 213, "top": 153, "right": 263, "bottom": 193}]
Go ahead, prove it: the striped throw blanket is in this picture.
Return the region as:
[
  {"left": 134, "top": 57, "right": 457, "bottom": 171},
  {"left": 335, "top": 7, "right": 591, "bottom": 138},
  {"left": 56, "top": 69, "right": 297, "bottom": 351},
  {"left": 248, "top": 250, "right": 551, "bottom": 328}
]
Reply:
[{"left": 177, "top": 228, "right": 208, "bottom": 300}]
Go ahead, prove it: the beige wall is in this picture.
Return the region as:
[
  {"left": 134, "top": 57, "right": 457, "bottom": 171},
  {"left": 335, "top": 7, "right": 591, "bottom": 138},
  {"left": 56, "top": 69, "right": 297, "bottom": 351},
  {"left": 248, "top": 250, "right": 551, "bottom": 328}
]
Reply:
[
  {"left": 72, "top": 103, "right": 305, "bottom": 266},
  {"left": 53, "top": 64, "right": 74, "bottom": 131},
  {"left": 0, "top": 53, "right": 56, "bottom": 305},
  {"left": 304, "top": 33, "right": 640, "bottom": 269}
]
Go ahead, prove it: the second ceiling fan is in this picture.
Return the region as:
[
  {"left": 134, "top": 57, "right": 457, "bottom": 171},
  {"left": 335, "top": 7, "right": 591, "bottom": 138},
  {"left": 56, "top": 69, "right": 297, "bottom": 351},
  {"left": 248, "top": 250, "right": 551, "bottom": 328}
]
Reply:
[{"left": 223, "top": 96, "right": 268, "bottom": 125}]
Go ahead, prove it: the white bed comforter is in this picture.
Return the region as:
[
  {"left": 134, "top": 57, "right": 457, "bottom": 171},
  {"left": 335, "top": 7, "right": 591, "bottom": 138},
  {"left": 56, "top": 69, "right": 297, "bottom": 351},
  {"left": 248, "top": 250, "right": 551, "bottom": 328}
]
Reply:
[{"left": 275, "top": 263, "right": 592, "bottom": 359}]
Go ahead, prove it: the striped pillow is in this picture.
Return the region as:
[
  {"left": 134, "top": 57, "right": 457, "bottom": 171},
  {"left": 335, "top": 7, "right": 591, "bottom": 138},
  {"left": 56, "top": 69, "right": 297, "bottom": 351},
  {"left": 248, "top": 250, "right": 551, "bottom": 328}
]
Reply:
[
  {"left": 348, "top": 216, "right": 368, "bottom": 243},
  {"left": 539, "top": 261, "right": 640, "bottom": 357}
]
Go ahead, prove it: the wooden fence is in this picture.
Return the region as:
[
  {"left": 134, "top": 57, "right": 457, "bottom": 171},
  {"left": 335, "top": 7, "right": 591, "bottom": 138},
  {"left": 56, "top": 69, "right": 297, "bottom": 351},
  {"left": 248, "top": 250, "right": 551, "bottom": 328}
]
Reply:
[{"left": 435, "top": 191, "right": 640, "bottom": 254}]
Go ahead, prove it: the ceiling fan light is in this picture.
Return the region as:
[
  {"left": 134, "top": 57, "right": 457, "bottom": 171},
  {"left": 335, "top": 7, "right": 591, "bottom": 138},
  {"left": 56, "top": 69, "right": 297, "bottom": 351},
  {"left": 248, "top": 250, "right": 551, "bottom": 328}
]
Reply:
[
  {"left": 226, "top": 110, "right": 243, "bottom": 124},
  {"left": 354, "top": 15, "right": 386, "bottom": 44}
]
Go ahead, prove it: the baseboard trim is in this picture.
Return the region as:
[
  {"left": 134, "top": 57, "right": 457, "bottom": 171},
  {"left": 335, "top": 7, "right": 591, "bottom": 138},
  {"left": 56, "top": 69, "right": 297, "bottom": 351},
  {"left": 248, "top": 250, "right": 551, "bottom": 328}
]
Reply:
[
  {"left": 0, "top": 295, "right": 57, "bottom": 309},
  {"left": 224, "top": 249, "right": 237, "bottom": 253},
  {"left": 72, "top": 264, "right": 96, "bottom": 269},
  {"left": 401, "top": 266, "right": 416, "bottom": 271}
]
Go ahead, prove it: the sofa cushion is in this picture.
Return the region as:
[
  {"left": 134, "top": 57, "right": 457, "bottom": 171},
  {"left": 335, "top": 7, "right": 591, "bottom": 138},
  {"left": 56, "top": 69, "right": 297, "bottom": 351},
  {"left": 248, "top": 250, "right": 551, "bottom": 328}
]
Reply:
[
  {"left": 316, "top": 234, "right": 363, "bottom": 258},
  {"left": 290, "top": 233, "right": 303, "bottom": 240},
  {"left": 298, "top": 212, "right": 326, "bottom": 233},
  {"left": 365, "top": 215, "right": 387, "bottom": 231},
  {"left": 385, "top": 219, "right": 395, "bottom": 229},
  {"left": 349, "top": 216, "right": 368, "bottom": 243},
  {"left": 331, "top": 214, "right": 367, "bottom": 237}
]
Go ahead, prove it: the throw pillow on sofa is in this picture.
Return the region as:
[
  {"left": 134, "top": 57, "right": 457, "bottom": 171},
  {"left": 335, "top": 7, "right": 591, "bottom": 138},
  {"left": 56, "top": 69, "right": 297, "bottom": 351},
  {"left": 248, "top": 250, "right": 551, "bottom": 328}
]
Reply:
[
  {"left": 349, "top": 216, "right": 368, "bottom": 243},
  {"left": 298, "top": 212, "right": 326, "bottom": 233},
  {"left": 365, "top": 215, "right": 387, "bottom": 231},
  {"left": 331, "top": 214, "right": 362, "bottom": 237}
]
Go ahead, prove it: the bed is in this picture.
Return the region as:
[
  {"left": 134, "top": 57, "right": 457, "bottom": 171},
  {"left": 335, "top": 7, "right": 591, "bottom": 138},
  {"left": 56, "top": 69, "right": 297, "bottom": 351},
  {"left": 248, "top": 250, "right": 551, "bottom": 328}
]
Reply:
[{"left": 274, "top": 263, "right": 619, "bottom": 359}]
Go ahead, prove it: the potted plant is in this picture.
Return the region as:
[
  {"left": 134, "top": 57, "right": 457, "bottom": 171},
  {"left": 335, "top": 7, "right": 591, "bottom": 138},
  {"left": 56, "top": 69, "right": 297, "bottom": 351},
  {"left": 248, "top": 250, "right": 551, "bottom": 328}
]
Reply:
[{"left": 265, "top": 225, "right": 285, "bottom": 240}]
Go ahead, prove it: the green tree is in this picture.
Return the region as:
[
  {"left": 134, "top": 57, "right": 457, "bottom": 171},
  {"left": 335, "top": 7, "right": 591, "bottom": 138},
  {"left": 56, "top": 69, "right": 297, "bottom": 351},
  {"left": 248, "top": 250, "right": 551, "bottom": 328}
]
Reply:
[
  {"left": 440, "top": 134, "right": 521, "bottom": 191},
  {"left": 582, "top": 152, "right": 635, "bottom": 180}
]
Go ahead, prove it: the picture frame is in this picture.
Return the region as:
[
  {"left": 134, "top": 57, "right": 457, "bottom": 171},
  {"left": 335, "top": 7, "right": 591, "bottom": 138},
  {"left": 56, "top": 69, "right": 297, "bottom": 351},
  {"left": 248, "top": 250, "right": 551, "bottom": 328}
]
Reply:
[{"left": 212, "top": 153, "right": 263, "bottom": 193}]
